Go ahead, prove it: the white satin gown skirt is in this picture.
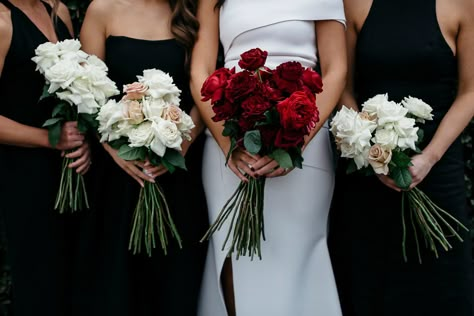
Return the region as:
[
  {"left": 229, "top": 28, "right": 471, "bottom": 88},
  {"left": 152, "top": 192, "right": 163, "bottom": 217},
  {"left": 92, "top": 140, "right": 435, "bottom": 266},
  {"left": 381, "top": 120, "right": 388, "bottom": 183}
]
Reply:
[{"left": 198, "top": 126, "right": 342, "bottom": 316}]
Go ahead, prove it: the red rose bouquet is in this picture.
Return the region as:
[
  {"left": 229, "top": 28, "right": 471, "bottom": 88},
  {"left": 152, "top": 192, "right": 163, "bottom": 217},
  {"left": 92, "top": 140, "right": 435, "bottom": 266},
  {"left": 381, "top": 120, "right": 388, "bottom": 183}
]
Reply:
[{"left": 201, "top": 48, "right": 322, "bottom": 259}]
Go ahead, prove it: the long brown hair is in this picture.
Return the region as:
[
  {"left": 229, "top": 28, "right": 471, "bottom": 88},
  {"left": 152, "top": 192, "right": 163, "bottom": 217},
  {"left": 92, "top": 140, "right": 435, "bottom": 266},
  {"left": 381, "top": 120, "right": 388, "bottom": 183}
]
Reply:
[{"left": 169, "top": 0, "right": 200, "bottom": 72}]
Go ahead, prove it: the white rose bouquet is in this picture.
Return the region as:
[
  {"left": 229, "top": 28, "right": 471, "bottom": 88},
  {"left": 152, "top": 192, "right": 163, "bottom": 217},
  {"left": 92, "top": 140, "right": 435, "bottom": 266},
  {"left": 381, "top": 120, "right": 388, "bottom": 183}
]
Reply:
[
  {"left": 97, "top": 69, "right": 195, "bottom": 256},
  {"left": 32, "top": 39, "right": 119, "bottom": 213},
  {"left": 331, "top": 94, "right": 468, "bottom": 263}
]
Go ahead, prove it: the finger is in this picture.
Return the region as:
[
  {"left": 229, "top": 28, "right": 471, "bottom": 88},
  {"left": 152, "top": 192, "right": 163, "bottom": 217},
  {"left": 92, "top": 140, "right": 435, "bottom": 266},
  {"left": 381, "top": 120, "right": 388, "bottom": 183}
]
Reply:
[
  {"left": 65, "top": 146, "right": 86, "bottom": 159},
  {"left": 76, "top": 161, "right": 90, "bottom": 175},
  {"left": 236, "top": 160, "right": 255, "bottom": 177},
  {"left": 250, "top": 157, "right": 273, "bottom": 173},
  {"left": 265, "top": 167, "right": 287, "bottom": 178},
  {"left": 376, "top": 175, "right": 401, "bottom": 192},
  {"left": 67, "top": 134, "right": 85, "bottom": 142},
  {"left": 134, "top": 161, "right": 145, "bottom": 169},
  {"left": 144, "top": 165, "right": 162, "bottom": 175},
  {"left": 153, "top": 169, "right": 168, "bottom": 178},
  {"left": 228, "top": 161, "right": 249, "bottom": 182},
  {"left": 256, "top": 160, "right": 279, "bottom": 176},
  {"left": 128, "top": 164, "right": 155, "bottom": 183},
  {"left": 68, "top": 154, "right": 89, "bottom": 169},
  {"left": 64, "top": 121, "right": 78, "bottom": 128}
]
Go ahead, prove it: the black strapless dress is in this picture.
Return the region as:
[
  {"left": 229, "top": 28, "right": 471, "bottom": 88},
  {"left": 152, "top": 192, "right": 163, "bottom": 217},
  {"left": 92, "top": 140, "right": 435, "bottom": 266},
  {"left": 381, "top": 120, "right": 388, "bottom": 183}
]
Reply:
[
  {"left": 329, "top": 0, "right": 473, "bottom": 315},
  {"left": 0, "top": 1, "right": 97, "bottom": 315},
  {"left": 93, "top": 36, "right": 208, "bottom": 316}
]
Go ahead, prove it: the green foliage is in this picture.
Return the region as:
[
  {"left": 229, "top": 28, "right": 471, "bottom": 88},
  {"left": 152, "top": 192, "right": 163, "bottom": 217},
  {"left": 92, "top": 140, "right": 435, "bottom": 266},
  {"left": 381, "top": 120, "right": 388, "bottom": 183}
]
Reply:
[{"left": 63, "top": 0, "right": 91, "bottom": 34}]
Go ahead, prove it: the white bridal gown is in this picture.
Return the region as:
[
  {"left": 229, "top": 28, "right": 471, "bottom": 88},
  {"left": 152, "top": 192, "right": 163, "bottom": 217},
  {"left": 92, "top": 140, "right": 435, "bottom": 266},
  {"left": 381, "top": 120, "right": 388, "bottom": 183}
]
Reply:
[{"left": 199, "top": 1, "right": 345, "bottom": 315}]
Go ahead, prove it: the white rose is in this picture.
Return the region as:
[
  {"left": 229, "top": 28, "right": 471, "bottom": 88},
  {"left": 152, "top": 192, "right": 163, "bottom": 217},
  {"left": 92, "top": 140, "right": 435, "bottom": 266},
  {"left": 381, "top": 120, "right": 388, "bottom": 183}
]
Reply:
[
  {"left": 97, "top": 99, "right": 129, "bottom": 142},
  {"left": 353, "top": 147, "right": 370, "bottom": 169},
  {"left": 32, "top": 42, "right": 60, "bottom": 74},
  {"left": 330, "top": 106, "right": 359, "bottom": 139},
  {"left": 128, "top": 121, "right": 154, "bottom": 148},
  {"left": 393, "top": 117, "right": 418, "bottom": 150},
  {"left": 376, "top": 100, "right": 408, "bottom": 126},
  {"left": 86, "top": 55, "right": 109, "bottom": 73},
  {"left": 401, "top": 96, "right": 433, "bottom": 123},
  {"left": 178, "top": 112, "right": 195, "bottom": 140},
  {"left": 143, "top": 98, "right": 167, "bottom": 120},
  {"left": 138, "top": 68, "right": 181, "bottom": 103},
  {"left": 57, "top": 39, "right": 81, "bottom": 53},
  {"left": 82, "top": 64, "right": 120, "bottom": 103},
  {"left": 373, "top": 128, "right": 399, "bottom": 149},
  {"left": 152, "top": 119, "right": 183, "bottom": 153},
  {"left": 45, "top": 60, "right": 83, "bottom": 93},
  {"left": 361, "top": 94, "right": 388, "bottom": 116}
]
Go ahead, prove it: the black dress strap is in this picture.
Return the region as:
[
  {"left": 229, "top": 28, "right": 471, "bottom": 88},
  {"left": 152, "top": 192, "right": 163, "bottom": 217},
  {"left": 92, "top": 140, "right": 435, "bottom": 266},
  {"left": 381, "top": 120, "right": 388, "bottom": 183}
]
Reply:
[{"left": 0, "top": 0, "right": 16, "bottom": 10}]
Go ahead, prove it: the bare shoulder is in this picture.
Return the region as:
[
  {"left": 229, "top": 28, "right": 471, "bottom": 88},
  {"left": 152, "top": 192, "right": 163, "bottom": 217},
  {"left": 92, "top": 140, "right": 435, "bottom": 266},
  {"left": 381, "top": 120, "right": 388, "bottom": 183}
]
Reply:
[
  {"left": 84, "top": 0, "right": 122, "bottom": 18},
  {"left": 343, "top": 0, "right": 372, "bottom": 31},
  {"left": 456, "top": 0, "right": 474, "bottom": 25}
]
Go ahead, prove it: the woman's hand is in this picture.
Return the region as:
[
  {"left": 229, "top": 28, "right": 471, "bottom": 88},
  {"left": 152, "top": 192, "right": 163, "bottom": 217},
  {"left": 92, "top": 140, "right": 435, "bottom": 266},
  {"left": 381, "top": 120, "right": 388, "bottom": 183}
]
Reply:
[
  {"left": 227, "top": 148, "right": 259, "bottom": 182},
  {"left": 408, "top": 153, "right": 437, "bottom": 189},
  {"left": 56, "top": 121, "right": 84, "bottom": 151},
  {"left": 66, "top": 142, "right": 91, "bottom": 175},
  {"left": 377, "top": 152, "right": 437, "bottom": 191},
  {"left": 104, "top": 143, "right": 155, "bottom": 187},
  {"left": 251, "top": 156, "right": 294, "bottom": 178}
]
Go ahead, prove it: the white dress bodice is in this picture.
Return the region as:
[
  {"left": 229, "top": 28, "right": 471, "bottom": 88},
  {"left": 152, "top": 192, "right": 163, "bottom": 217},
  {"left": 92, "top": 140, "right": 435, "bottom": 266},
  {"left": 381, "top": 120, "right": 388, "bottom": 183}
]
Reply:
[{"left": 220, "top": 0, "right": 345, "bottom": 69}]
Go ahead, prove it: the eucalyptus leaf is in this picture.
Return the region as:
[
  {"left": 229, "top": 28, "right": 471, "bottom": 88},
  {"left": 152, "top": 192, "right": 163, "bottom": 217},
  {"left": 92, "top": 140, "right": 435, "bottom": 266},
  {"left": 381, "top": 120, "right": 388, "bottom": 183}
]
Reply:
[
  {"left": 244, "top": 130, "right": 262, "bottom": 155},
  {"left": 346, "top": 160, "right": 358, "bottom": 174},
  {"left": 39, "top": 85, "right": 51, "bottom": 101},
  {"left": 391, "top": 151, "right": 412, "bottom": 168},
  {"left": 161, "top": 158, "right": 176, "bottom": 174},
  {"left": 223, "top": 120, "right": 239, "bottom": 137},
  {"left": 269, "top": 148, "right": 293, "bottom": 169}
]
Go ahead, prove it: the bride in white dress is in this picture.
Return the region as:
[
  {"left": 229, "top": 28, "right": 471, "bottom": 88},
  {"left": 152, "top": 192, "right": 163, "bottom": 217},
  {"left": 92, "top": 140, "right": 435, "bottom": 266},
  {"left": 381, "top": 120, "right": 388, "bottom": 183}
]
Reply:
[{"left": 190, "top": 0, "right": 347, "bottom": 315}]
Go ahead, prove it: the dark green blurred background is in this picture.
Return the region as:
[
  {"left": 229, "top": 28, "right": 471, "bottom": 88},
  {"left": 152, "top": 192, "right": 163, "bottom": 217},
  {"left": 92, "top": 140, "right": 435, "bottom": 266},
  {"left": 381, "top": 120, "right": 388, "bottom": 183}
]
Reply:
[{"left": 0, "top": 1, "right": 472, "bottom": 314}]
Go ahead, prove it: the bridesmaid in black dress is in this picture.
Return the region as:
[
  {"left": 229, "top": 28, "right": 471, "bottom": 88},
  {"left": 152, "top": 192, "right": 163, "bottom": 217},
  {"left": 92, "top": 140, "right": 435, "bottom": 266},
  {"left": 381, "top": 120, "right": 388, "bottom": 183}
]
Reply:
[
  {"left": 0, "top": 1, "right": 92, "bottom": 315},
  {"left": 329, "top": 0, "right": 474, "bottom": 315},
  {"left": 80, "top": 0, "right": 208, "bottom": 315}
]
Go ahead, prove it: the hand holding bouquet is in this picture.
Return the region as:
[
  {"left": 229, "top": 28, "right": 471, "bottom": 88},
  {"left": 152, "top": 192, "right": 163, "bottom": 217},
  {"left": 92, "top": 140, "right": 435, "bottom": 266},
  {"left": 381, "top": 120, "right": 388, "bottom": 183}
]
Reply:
[
  {"left": 201, "top": 48, "right": 323, "bottom": 259},
  {"left": 331, "top": 94, "right": 468, "bottom": 262},
  {"left": 32, "top": 39, "right": 119, "bottom": 212},
  {"left": 97, "top": 69, "right": 195, "bottom": 256}
]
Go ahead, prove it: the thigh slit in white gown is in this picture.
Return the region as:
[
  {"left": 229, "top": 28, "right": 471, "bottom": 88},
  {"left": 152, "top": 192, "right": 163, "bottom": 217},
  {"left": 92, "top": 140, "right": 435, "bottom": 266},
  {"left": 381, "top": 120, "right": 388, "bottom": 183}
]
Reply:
[{"left": 199, "top": 1, "right": 345, "bottom": 315}]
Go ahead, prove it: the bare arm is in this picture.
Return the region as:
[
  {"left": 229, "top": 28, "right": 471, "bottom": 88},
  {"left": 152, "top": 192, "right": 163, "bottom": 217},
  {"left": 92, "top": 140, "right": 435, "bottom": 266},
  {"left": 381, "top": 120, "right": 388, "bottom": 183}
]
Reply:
[
  {"left": 307, "top": 20, "right": 347, "bottom": 139},
  {"left": 338, "top": 1, "right": 360, "bottom": 111},
  {"left": 408, "top": 0, "right": 474, "bottom": 188}
]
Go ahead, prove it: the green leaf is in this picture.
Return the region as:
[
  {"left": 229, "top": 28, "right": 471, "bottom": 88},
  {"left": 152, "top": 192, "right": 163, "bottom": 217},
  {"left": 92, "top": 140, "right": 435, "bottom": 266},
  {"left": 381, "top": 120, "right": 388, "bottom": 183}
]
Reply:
[
  {"left": 391, "top": 150, "right": 412, "bottom": 168},
  {"left": 78, "top": 113, "right": 98, "bottom": 132},
  {"left": 42, "top": 117, "right": 63, "bottom": 127},
  {"left": 108, "top": 137, "right": 128, "bottom": 150},
  {"left": 222, "top": 120, "right": 239, "bottom": 137},
  {"left": 269, "top": 148, "right": 293, "bottom": 169},
  {"left": 346, "top": 159, "right": 358, "bottom": 174},
  {"left": 416, "top": 129, "right": 424, "bottom": 143},
  {"left": 225, "top": 138, "right": 237, "bottom": 166},
  {"left": 392, "top": 167, "right": 412, "bottom": 190},
  {"left": 48, "top": 121, "right": 62, "bottom": 148},
  {"left": 52, "top": 102, "right": 69, "bottom": 118},
  {"left": 163, "top": 149, "right": 187, "bottom": 171},
  {"left": 292, "top": 154, "right": 304, "bottom": 169},
  {"left": 118, "top": 145, "right": 146, "bottom": 161},
  {"left": 161, "top": 158, "right": 176, "bottom": 174},
  {"left": 39, "top": 85, "right": 51, "bottom": 101},
  {"left": 244, "top": 130, "right": 262, "bottom": 155}
]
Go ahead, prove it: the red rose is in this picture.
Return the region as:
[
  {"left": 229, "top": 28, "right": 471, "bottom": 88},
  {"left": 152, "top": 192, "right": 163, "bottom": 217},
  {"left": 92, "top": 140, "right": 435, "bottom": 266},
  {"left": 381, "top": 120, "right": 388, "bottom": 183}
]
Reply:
[
  {"left": 276, "top": 91, "right": 319, "bottom": 132},
  {"left": 239, "top": 108, "right": 265, "bottom": 132},
  {"left": 201, "top": 67, "right": 235, "bottom": 103},
  {"left": 273, "top": 61, "right": 304, "bottom": 94},
  {"left": 238, "top": 48, "right": 268, "bottom": 71},
  {"left": 225, "top": 71, "right": 258, "bottom": 103},
  {"left": 274, "top": 129, "right": 305, "bottom": 148},
  {"left": 241, "top": 94, "right": 272, "bottom": 115},
  {"left": 302, "top": 68, "right": 323, "bottom": 94},
  {"left": 262, "top": 81, "right": 284, "bottom": 102},
  {"left": 212, "top": 101, "right": 238, "bottom": 122}
]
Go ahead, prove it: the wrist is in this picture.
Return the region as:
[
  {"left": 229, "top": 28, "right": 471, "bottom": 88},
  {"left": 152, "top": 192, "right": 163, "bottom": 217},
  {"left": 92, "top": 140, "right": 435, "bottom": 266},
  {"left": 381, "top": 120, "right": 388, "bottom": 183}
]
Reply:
[
  {"left": 422, "top": 147, "right": 441, "bottom": 165},
  {"left": 39, "top": 128, "right": 52, "bottom": 149}
]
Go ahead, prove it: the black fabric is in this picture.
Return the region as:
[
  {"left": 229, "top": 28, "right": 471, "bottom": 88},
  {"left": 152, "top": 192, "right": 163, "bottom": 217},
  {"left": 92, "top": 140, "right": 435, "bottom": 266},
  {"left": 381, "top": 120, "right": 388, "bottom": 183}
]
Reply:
[
  {"left": 329, "top": 0, "right": 473, "bottom": 315},
  {"left": 92, "top": 36, "right": 208, "bottom": 316},
  {"left": 0, "top": 1, "right": 96, "bottom": 316}
]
